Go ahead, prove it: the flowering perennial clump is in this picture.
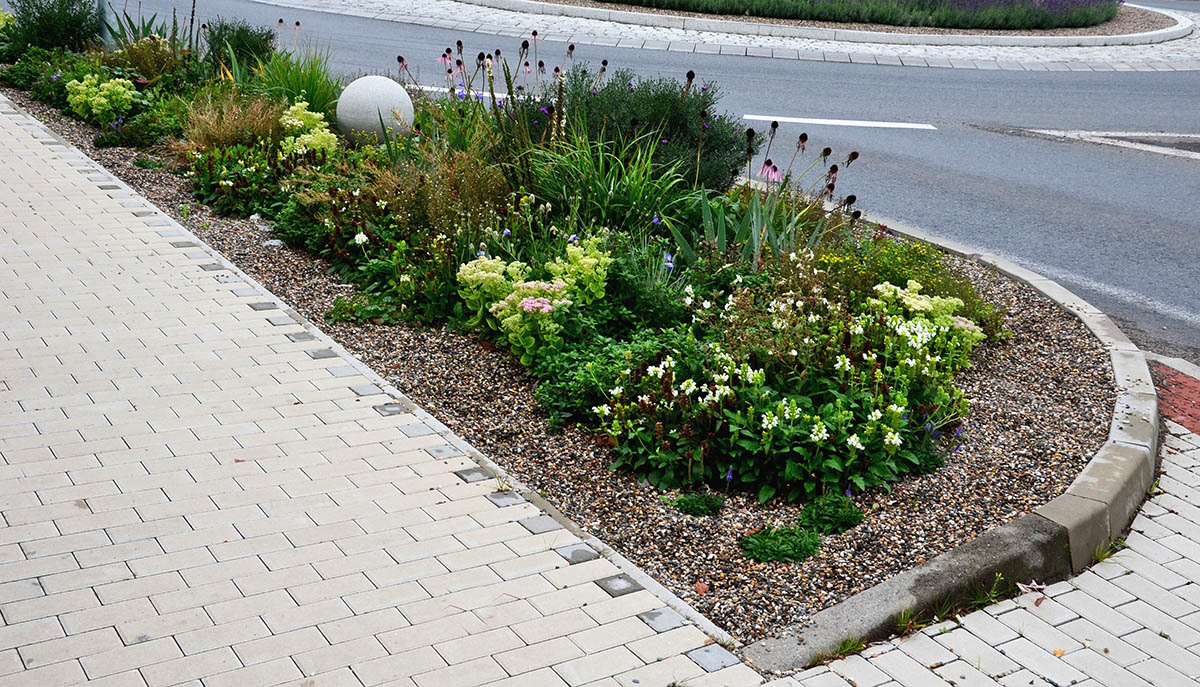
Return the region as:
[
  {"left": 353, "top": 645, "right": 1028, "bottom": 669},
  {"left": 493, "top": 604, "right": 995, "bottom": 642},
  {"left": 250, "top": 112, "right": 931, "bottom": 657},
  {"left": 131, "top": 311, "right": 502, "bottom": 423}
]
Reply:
[
  {"left": 279, "top": 101, "right": 338, "bottom": 157},
  {"left": 65, "top": 74, "right": 135, "bottom": 125}
]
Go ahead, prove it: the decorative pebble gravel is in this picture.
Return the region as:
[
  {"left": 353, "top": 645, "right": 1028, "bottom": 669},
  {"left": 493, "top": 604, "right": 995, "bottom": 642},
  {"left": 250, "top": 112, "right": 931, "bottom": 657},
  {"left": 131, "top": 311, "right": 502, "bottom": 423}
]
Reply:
[{"left": 3, "top": 87, "right": 1117, "bottom": 644}]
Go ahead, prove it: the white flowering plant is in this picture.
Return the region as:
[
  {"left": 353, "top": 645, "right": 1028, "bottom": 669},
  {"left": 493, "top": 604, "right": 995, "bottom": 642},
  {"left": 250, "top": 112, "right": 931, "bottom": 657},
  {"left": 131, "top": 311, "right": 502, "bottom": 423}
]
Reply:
[
  {"left": 598, "top": 252, "right": 984, "bottom": 502},
  {"left": 187, "top": 144, "right": 275, "bottom": 217}
]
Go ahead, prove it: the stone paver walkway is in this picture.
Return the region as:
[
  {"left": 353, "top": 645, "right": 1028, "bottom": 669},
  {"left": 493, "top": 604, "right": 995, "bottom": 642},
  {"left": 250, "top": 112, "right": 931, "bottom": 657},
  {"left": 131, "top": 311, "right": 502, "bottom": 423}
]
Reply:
[
  {"left": 4, "top": 87, "right": 1200, "bottom": 686},
  {"left": 0, "top": 95, "right": 759, "bottom": 686}
]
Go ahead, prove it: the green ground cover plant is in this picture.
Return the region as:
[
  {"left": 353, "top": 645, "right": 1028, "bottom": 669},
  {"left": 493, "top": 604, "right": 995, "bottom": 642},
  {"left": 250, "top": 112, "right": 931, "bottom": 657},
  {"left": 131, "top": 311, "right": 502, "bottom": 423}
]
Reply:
[
  {"left": 594, "top": 0, "right": 1120, "bottom": 30},
  {"left": 0, "top": 27, "right": 1002, "bottom": 564}
]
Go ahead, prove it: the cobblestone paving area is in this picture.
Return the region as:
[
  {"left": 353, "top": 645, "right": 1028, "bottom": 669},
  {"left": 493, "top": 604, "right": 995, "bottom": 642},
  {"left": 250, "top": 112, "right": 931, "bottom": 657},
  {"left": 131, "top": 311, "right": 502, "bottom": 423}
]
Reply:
[
  {"left": 769, "top": 379, "right": 1200, "bottom": 687},
  {"left": 0, "top": 94, "right": 761, "bottom": 686},
  {"left": 257, "top": 0, "right": 1200, "bottom": 70}
]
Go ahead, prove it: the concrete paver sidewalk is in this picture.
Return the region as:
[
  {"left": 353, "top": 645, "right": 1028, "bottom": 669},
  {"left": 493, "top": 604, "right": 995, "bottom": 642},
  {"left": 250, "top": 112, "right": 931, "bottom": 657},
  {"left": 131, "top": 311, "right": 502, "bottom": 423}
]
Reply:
[
  {"left": 0, "top": 95, "right": 759, "bottom": 686},
  {"left": 5, "top": 88, "right": 1200, "bottom": 687}
]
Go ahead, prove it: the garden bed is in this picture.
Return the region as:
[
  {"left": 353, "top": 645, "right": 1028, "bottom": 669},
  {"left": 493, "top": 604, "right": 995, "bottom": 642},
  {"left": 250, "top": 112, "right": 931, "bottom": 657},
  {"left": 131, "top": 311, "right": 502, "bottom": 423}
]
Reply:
[
  {"left": 0, "top": 83, "right": 1117, "bottom": 643},
  {"left": 518, "top": 0, "right": 1173, "bottom": 34}
]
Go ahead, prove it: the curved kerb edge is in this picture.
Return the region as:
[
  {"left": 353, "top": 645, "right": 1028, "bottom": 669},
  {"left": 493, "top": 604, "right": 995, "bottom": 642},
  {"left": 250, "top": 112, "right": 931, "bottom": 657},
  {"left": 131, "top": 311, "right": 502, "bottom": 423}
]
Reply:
[
  {"left": 453, "top": 0, "right": 1194, "bottom": 47},
  {"left": 742, "top": 215, "right": 1161, "bottom": 673}
]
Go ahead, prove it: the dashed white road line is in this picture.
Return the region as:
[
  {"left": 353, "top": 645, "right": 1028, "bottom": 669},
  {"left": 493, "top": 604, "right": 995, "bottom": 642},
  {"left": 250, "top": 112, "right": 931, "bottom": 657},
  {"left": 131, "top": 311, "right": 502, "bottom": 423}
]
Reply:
[{"left": 744, "top": 114, "right": 938, "bottom": 130}]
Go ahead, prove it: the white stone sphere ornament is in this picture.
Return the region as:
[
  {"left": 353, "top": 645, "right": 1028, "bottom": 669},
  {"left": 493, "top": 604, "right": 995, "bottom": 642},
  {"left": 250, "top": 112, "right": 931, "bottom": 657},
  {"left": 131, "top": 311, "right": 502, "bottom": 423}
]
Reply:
[{"left": 336, "top": 75, "right": 415, "bottom": 144}]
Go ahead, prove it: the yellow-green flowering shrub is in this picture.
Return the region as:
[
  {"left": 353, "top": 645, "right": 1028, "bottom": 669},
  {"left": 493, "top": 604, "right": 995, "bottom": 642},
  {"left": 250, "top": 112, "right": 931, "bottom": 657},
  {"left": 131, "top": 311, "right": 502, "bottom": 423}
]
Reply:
[
  {"left": 870, "top": 280, "right": 986, "bottom": 345},
  {"left": 545, "top": 237, "right": 612, "bottom": 306},
  {"left": 279, "top": 100, "right": 338, "bottom": 156},
  {"left": 489, "top": 281, "right": 573, "bottom": 366},
  {"left": 457, "top": 256, "right": 529, "bottom": 329},
  {"left": 65, "top": 74, "right": 136, "bottom": 125},
  {"left": 0, "top": 9, "right": 14, "bottom": 28}
]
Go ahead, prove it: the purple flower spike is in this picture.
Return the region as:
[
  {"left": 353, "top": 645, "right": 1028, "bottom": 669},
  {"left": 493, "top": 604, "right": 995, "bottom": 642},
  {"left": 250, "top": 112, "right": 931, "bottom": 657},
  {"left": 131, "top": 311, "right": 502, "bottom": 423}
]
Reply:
[
  {"left": 652, "top": 216, "right": 661, "bottom": 225},
  {"left": 502, "top": 229, "right": 511, "bottom": 237},
  {"left": 724, "top": 466, "right": 733, "bottom": 483}
]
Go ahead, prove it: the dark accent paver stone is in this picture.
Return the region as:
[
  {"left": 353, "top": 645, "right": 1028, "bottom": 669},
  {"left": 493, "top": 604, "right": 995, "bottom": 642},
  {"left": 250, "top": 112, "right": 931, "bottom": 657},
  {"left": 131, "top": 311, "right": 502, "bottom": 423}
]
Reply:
[
  {"left": 249, "top": 302, "right": 278, "bottom": 311},
  {"left": 327, "top": 366, "right": 359, "bottom": 377},
  {"left": 400, "top": 423, "right": 437, "bottom": 438},
  {"left": 267, "top": 315, "right": 296, "bottom": 326},
  {"left": 375, "top": 403, "right": 407, "bottom": 416},
  {"left": 427, "top": 444, "right": 463, "bottom": 459},
  {"left": 170, "top": 241, "right": 196, "bottom": 248},
  {"left": 555, "top": 543, "right": 600, "bottom": 565},
  {"left": 454, "top": 467, "right": 492, "bottom": 483},
  {"left": 639, "top": 607, "right": 686, "bottom": 632},
  {"left": 595, "top": 573, "right": 642, "bottom": 598},
  {"left": 350, "top": 384, "right": 381, "bottom": 396},
  {"left": 519, "top": 515, "right": 562, "bottom": 534},
  {"left": 687, "top": 644, "right": 740, "bottom": 672},
  {"left": 199, "top": 263, "right": 225, "bottom": 271},
  {"left": 286, "top": 332, "right": 316, "bottom": 342},
  {"left": 307, "top": 349, "right": 338, "bottom": 359},
  {"left": 485, "top": 491, "right": 526, "bottom": 507}
]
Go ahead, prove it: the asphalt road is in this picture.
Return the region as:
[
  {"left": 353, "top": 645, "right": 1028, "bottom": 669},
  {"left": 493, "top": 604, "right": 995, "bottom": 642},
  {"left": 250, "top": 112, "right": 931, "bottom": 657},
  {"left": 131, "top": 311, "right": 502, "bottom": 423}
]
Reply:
[{"left": 20, "top": 0, "right": 1200, "bottom": 362}]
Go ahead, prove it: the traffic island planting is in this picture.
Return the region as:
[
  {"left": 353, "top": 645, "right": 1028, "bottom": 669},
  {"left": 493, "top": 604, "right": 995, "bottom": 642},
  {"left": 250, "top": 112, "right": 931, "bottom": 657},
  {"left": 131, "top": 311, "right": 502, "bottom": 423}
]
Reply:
[{"left": 1, "top": 7, "right": 1117, "bottom": 646}]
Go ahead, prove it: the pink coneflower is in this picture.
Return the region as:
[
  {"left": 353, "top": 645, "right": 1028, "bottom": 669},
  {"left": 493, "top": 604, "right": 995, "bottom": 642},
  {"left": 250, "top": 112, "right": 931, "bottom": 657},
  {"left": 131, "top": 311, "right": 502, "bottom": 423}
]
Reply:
[
  {"left": 524, "top": 61, "right": 532, "bottom": 74},
  {"left": 437, "top": 49, "right": 452, "bottom": 65},
  {"left": 758, "top": 158, "right": 777, "bottom": 180}
]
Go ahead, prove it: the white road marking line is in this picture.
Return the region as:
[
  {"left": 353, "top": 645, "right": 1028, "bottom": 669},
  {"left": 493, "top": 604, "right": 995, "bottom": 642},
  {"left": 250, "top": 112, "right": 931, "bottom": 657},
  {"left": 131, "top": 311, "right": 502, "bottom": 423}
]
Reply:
[
  {"left": 1031, "top": 129, "right": 1200, "bottom": 161},
  {"left": 744, "top": 114, "right": 937, "bottom": 130}
]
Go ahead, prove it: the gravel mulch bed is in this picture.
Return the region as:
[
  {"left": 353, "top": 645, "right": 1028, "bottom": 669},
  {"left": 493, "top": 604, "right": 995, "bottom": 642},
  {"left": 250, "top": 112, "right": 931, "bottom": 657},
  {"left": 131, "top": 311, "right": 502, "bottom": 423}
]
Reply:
[
  {"left": 4, "top": 86, "right": 1117, "bottom": 645},
  {"left": 525, "top": 2, "right": 1175, "bottom": 37}
]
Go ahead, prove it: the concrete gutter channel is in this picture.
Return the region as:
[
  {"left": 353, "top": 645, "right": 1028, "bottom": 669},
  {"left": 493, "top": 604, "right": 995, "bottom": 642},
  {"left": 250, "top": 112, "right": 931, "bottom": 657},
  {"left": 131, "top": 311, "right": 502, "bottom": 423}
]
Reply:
[
  {"left": 456, "top": 0, "right": 1194, "bottom": 47},
  {"left": 743, "top": 217, "right": 1162, "bottom": 672},
  {"left": 1, "top": 93, "right": 1162, "bottom": 677}
]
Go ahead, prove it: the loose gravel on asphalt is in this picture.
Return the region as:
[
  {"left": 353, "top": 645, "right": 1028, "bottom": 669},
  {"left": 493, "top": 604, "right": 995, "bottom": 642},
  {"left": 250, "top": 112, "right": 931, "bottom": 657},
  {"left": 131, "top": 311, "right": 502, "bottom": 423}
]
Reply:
[{"left": 3, "top": 87, "right": 1117, "bottom": 643}]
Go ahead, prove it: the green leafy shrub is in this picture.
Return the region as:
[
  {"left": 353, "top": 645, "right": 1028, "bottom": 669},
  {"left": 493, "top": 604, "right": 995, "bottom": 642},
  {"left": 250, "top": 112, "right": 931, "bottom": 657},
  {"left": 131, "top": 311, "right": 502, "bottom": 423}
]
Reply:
[
  {"left": 798, "top": 492, "right": 864, "bottom": 535},
  {"left": 740, "top": 526, "right": 821, "bottom": 562},
  {"left": 1, "top": 46, "right": 58, "bottom": 89},
  {"left": 65, "top": 74, "right": 137, "bottom": 124},
  {"left": 532, "top": 326, "right": 704, "bottom": 430},
  {"left": 673, "top": 492, "right": 724, "bottom": 516},
  {"left": 187, "top": 144, "right": 275, "bottom": 217},
  {"left": 8, "top": 0, "right": 101, "bottom": 51},
  {"left": 554, "top": 66, "right": 756, "bottom": 191},
  {"left": 203, "top": 17, "right": 275, "bottom": 72},
  {"left": 819, "top": 234, "right": 1005, "bottom": 339},
  {"left": 0, "top": 10, "right": 22, "bottom": 62},
  {"left": 104, "top": 35, "right": 181, "bottom": 83}
]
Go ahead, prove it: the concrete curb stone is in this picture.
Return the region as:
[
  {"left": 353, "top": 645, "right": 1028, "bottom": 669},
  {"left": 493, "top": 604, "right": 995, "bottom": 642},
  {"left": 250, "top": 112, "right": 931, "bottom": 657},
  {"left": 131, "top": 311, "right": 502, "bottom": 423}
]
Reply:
[{"left": 453, "top": 0, "right": 1194, "bottom": 47}]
